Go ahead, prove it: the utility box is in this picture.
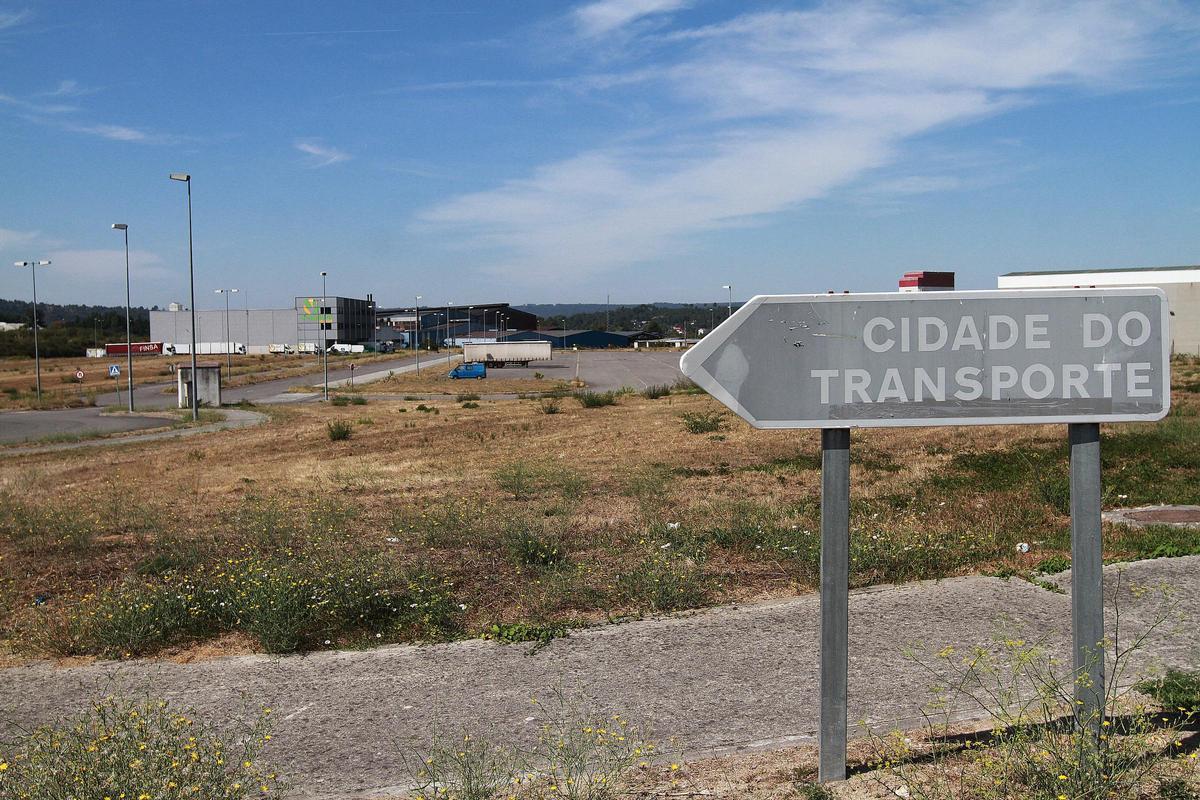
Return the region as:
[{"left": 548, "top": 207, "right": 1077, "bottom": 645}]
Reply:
[{"left": 177, "top": 363, "right": 222, "bottom": 408}]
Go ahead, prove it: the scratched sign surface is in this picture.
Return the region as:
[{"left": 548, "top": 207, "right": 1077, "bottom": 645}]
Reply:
[{"left": 679, "top": 289, "right": 1170, "bottom": 429}]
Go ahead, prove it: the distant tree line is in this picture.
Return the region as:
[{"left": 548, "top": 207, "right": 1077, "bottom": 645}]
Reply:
[
  {"left": 553, "top": 303, "right": 741, "bottom": 335},
  {"left": 0, "top": 298, "right": 152, "bottom": 358}
]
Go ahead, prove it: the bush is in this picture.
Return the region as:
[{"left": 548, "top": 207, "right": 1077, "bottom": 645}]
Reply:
[
  {"left": 461, "top": 401, "right": 480, "bottom": 409},
  {"left": 575, "top": 390, "right": 617, "bottom": 408},
  {"left": 331, "top": 395, "right": 351, "bottom": 406},
  {"left": 0, "top": 695, "right": 279, "bottom": 798},
  {"left": 36, "top": 550, "right": 462, "bottom": 657},
  {"left": 680, "top": 410, "right": 725, "bottom": 434},
  {"left": 405, "top": 694, "right": 653, "bottom": 800},
  {"left": 327, "top": 420, "right": 353, "bottom": 440},
  {"left": 503, "top": 525, "right": 570, "bottom": 568},
  {"left": 641, "top": 384, "right": 671, "bottom": 399},
  {"left": 617, "top": 549, "right": 710, "bottom": 612},
  {"left": 456, "top": 393, "right": 481, "bottom": 402},
  {"left": 539, "top": 397, "right": 562, "bottom": 414},
  {"left": 350, "top": 395, "right": 367, "bottom": 405}
]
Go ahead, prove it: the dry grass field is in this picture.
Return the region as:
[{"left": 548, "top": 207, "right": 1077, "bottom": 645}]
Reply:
[{"left": 0, "top": 361, "right": 1198, "bottom": 664}]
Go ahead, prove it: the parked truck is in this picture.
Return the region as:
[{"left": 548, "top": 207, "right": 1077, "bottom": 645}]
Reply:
[
  {"left": 462, "top": 341, "right": 552, "bottom": 368},
  {"left": 164, "top": 342, "right": 246, "bottom": 355}
]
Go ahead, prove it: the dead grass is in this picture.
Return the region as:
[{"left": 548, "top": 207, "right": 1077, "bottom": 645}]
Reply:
[{"left": 0, "top": 374, "right": 1197, "bottom": 660}]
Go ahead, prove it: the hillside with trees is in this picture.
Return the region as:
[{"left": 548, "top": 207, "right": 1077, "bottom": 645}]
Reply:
[{"left": 0, "top": 298, "right": 152, "bottom": 358}]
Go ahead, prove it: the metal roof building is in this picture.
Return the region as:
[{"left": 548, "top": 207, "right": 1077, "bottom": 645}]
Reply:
[
  {"left": 998, "top": 265, "right": 1200, "bottom": 354},
  {"left": 501, "top": 329, "right": 654, "bottom": 349}
]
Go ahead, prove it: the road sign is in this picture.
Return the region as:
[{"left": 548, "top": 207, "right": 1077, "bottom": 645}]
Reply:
[
  {"left": 681, "top": 288, "right": 1170, "bottom": 429},
  {"left": 74, "top": 369, "right": 84, "bottom": 381},
  {"left": 681, "top": 287, "right": 1172, "bottom": 783},
  {"left": 108, "top": 364, "right": 121, "bottom": 378}
]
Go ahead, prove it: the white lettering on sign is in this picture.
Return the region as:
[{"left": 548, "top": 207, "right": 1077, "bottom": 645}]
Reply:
[{"left": 805, "top": 309, "right": 1166, "bottom": 406}]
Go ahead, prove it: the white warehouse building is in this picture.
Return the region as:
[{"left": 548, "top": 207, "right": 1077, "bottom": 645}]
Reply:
[{"left": 998, "top": 265, "right": 1200, "bottom": 355}]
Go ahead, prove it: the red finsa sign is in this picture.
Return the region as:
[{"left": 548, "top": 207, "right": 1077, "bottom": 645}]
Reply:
[{"left": 105, "top": 341, "right": 164, "bottom": 356}]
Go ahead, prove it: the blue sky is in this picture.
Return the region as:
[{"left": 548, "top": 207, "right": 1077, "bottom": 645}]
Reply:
[{"left": 1, "top": 1, "right": 1198, "bottom": 311}]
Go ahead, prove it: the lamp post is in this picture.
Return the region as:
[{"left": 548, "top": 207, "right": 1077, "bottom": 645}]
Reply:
[
  {"left": 414, "top": 295, "right": 422, "bottom": 375},
  {"left": 709, "top": 306, "right": 715, "bottom": 334},
  {"left": 467, "top": 306, "right": 473, "bottom": 342},
  {"left": 214, "top": 288, "right": 239, "bottom": 379},
  {"left": 112, "top": 224, "right": 135, "bottom": 411},
  {"left": 722, "top": 284, "right": 733, "bottom": 319},
  {"left": 13, "top": 259, "right": 50, "bottom": 401},
  {"left": 320, "top": 271, "right": 329, "bottom": 401},
  {"left": 169, "top": 172, "right": 199, "bottom": 421}
]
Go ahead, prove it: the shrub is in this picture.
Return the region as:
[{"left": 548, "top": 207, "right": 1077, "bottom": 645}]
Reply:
[
  {"left": 617, "top": 549, "right": 710, "bottom": 612},
  {"left": 330, "top": 395, "right": 351, "bottom": 406},
  {"left": 641, "top": 384, "right": 671, "bottom": 399},
  {"left": 495, "top": 461, "right": 537, "bottom": 499},
  {"left": 539, "top": 397, "right": 562, "bottom": 414},
  {"left": 350, "top": 395, "right": 367, "bottom": 405},
  {"left": 456, "top": 393, "right": 481, "bottom": 402},
  {"left": 1033, "top": 554, "right": 1071, "bottom": 574},
  {"left": 1136, "top": 669, "right": 1200, "bottom": 714},
  {"left": 36, "top": 550, "right": 462, "bottom": 657},
  {"left": 461, "top": 401, "right": 480, "bottom": 409},
  {"left": 575, "top": 390, "right": 617, "bottom": 408},
  {"left": 503, "top": 525, "right": 570, "bottom": 568},
  {"left": 533, "top": 371, "right": 545, "bottom": 379},
  {"left": 680, "top": 410, "right": 725, "bottom": 434},
  {"left": 0, "top": 695, "right": 279, "bottom": 798},
  {"left": 404, "top": 694, "right": 652, "bottom": 800},
  {"left": 869, "top": 592, "right": 1195, "bottom": 800},
  {"left": 327, "top": 420, "right": 353, "bottom": 440}
]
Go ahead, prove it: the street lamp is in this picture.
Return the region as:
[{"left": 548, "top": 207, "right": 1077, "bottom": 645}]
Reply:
[
  {"left": 320, "top": 271, "right": 329, "bottom": 401},
  {"left": 722, "top": 284, "right": 733, "bottom": 319},
  {"left": 112, "top": 224, "right": 135, "bottom": 411},
  {"left": 13, "top": 259, "right": 50, "bottom": 401},
  {"left": 467, "top": 305, "right": 474, "bottom": 342},
  {"left": 414, "top": 295, "right": 422, "bottom": 375},
  {"left": 214, "top": 288, "right": 239, "bottom": 379},
  {"left": 169, "top": 172, "right": 199, "bottom": 421}
]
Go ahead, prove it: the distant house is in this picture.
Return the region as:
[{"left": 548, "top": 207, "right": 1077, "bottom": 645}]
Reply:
[{"left": 0, "top": 321, "right": 26, "bottom": 332}]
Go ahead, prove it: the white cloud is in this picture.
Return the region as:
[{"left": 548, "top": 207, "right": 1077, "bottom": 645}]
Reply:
[
  {"left": 295, "top": 139, "right": 351, "bottom": 168},
  {"left": 0, "top": 8, "right": 31, "bottom": 30},
  {"left": 0, "top": 227, "right": 40, "bottom": 250},
  {"left": 421, "top": 1, "right": 1198, "bottom": 284},
  {"left": 41, "top": 79, "right": 97, "bottom": 98},
  {"left": 63, "top": 122, "right": 149, "bottom": 142},
  {"left": 574, "top": 0, "right": 691, "bottom": 36},
  {"left": 46, "top": 248, "right": 170, "bottom": 281}
]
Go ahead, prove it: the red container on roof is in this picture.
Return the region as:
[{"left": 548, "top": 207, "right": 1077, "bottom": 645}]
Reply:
[{"left": 898, "top": 271, "right": 955, "bottom": 291}]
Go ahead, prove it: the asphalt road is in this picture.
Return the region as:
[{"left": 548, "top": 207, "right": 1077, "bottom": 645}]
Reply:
[
  {"left": 1, "top": 556, "right": 1194, "bottom": 799},
  {"left": 473, "top": 348, "right": 685, "bottom": 391},
  {"left": 0, "top": 406, "right": 169, "bottom": 445},
  {"left": 0, "top": 351, "right": 685, "bottom": 445}
]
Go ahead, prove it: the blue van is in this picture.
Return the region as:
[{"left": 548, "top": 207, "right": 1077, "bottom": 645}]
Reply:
[{"left": 449, "top": 362, "right": 486, "bottom": 379}]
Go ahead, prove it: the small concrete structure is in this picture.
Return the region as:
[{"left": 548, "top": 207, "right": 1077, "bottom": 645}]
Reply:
[{"left": 177, "top": 363, "right": 222, "bottom": 408}]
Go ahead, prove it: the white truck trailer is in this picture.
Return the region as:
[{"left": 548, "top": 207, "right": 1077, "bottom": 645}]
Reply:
[
  {"left": 462, "top": 340, "right": 552, "bottom": 367},
  {"left": 164, "top": 342, "right": 246, "bottom": 355}
]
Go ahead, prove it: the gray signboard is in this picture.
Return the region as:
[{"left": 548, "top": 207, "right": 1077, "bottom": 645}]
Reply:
[{"left": 681, "top": 289, "right": 1170, "bottom": 428}]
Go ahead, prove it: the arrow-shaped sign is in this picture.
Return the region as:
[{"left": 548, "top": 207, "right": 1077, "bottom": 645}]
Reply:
[{"left": 680, "top": 288, "right": 1170, "bottom": 429}]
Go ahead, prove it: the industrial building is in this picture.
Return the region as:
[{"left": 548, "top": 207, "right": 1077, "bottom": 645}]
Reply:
[
  {"left": 149, "top": 295, "right": 376, "bottom": 354},
  {"left": 375, "top": 302, "right": 538, "bottom": 348},
  {"left": 501, "top": 329, "right": 656, "bottom": 349},
  {"left": 998, "top": 265, "right": 1200, "bottom": 354}
]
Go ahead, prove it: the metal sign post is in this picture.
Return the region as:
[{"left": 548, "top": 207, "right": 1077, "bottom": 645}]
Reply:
[
  {"left": 681, "top": 289, "right": 1171, "bottom": 781},
  {"left": 109, "top": 364, "right": 122, "bottom": 406},
  {"left": 819, "top": 427, "right": 850, "bottom": 782}
]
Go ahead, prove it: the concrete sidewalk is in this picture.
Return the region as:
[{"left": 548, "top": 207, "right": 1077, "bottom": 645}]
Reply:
[{"left": 1, "top": 556, "right": 1195, "bottom": 798}]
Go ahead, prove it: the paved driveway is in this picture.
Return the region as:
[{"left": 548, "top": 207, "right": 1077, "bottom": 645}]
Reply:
[{"left": 1, "top": 556, "right": 1194, "bottom": 798}]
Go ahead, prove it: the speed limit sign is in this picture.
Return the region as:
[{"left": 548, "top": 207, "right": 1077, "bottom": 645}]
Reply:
[{"left": 75, "top": 370, "right": 84, "bottom": 381}]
